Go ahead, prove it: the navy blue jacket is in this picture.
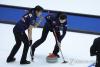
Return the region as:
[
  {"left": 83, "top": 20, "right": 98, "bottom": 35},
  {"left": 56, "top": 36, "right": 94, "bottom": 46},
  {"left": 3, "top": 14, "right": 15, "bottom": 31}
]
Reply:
[
  {"left": 45, "top": 14, "right": 67, "bottom": 40},
  {"left": 13, "top": 12, "right": 36, "bottom": 32}
]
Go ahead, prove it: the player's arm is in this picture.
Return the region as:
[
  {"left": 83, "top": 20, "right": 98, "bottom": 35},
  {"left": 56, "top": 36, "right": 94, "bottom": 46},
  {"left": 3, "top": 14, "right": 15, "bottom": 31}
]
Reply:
[
  {"left": 60, "top": 26, "right": 67, "bottom": 40},
  {"left": 28, "top": 16, "right": 35, "bottom": 45},
  {"left": 28, "top": 25, "right": 34, "bottom": 46},
  {"left": 90, "top": 38, "right": 98, "bottom": 56},
  {"left": 90, "top": 44, "right": 96, "bottom": 56}
]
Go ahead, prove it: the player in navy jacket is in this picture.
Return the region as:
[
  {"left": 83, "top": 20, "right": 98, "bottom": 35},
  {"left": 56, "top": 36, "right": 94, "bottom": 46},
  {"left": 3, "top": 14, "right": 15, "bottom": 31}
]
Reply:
[
  {"left": 7, "top": 5, "right": 43, "bottom": 64},
  {"left": 90, "top": 37, "right": 100, "bottom": 67},
  {"left": 31, "top": 12, "right": 67, "bottom": 60}
]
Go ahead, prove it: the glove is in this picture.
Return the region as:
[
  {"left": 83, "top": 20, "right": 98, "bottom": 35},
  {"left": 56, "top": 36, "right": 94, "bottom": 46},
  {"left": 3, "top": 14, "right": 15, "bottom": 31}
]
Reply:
[
  {"left": 29, "top": 40, "right": 32, "bottom": 46},
  {"left": 90, "top": 53, "right": 95, "bottom": 56}
]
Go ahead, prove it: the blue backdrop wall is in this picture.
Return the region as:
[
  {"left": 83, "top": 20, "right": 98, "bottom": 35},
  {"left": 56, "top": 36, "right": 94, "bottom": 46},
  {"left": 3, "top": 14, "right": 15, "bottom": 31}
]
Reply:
[{"left": 0, "top": 6, "right": 100, "bottom": 34}]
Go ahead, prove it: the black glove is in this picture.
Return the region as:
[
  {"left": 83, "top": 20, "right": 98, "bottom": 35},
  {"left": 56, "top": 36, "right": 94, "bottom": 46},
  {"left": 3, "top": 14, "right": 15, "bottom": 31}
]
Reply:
[
  {"left": 29, "top": 40, "right": 32, "bottom": 46},
  {"left": 90, "top": 54, "right": 95, "bottom": 56}
]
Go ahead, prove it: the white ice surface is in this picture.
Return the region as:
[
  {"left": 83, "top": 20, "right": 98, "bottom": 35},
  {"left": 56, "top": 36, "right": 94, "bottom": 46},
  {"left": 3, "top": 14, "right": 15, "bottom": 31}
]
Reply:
[{"left": 0, "top": 23, "right": 99, "bottom": 67}]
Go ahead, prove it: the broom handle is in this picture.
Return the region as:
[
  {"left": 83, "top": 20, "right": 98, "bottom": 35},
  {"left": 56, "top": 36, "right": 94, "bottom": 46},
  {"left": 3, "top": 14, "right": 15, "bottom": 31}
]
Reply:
[{"left": 53, "top": 29, "right": 65, "bottom": 61}]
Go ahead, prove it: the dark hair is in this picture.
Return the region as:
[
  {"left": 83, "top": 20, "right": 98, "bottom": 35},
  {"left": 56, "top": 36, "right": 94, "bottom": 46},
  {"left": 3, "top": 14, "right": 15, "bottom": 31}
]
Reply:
[
  {"left": 34, "top": 5, "right": 43, "bottom": 12},
  {"left": 28, "top": 5, "right": 43, "bottom": 14},
  {"left": 59, "top": 14, "right": 67, "bottom": 20}
]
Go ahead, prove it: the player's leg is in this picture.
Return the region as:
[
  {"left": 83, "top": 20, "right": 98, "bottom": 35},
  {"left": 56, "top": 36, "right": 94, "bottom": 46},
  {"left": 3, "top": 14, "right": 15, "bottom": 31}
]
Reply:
[
  {"left": 20, "top": 32, "right": 30, "bottom": 64},
  {"left": 7, "top": 31, "right": 22, "bottom": 63},
  {"left": 31, "top": 26, "right": 49, "bottom": 57}
]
